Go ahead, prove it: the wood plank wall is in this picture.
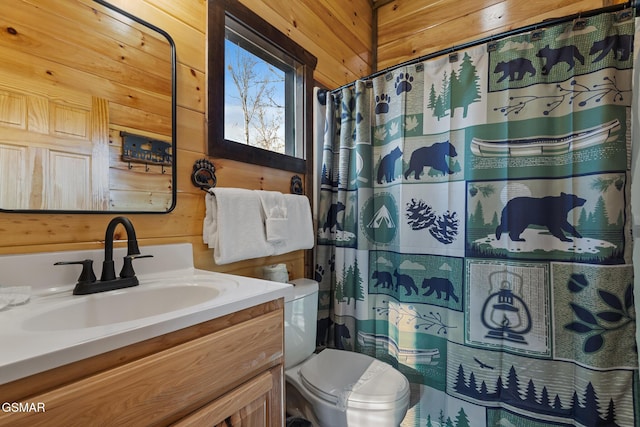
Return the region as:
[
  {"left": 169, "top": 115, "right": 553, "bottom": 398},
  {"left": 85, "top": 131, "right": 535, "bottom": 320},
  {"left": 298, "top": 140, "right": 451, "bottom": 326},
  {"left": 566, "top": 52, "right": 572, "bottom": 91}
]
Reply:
[
  {"left": 0, "top": 0, "right": 372, "bottom": 281},
  {"left": 376, "top": 0, "right": 628, "bottom": 70}
]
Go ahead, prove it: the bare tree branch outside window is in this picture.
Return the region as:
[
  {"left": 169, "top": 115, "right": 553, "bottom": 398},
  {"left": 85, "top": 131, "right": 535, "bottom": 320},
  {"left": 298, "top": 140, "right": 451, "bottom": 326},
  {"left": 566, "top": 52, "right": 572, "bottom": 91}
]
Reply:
[{"left": 225, "top": 43, "right": 285, "bottom": 154}]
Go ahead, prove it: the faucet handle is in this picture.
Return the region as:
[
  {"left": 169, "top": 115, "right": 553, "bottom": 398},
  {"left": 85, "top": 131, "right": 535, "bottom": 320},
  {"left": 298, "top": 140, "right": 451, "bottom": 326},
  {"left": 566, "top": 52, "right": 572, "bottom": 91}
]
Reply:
[
  {"left": 120, "top": 254, "right": 153, "bottom": 278},
  {"left": 54, "top": 259, "right": 97, "bottom": 284}
]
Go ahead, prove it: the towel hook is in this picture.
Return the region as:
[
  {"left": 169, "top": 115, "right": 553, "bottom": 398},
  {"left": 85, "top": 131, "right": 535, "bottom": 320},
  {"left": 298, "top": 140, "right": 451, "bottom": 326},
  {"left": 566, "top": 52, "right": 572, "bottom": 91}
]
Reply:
[
  {"left": 290, "top": 175, "right": 303, "bottom": 195},
  {"left": 191, "top": 158, "right": 217, "bottom": 191}
]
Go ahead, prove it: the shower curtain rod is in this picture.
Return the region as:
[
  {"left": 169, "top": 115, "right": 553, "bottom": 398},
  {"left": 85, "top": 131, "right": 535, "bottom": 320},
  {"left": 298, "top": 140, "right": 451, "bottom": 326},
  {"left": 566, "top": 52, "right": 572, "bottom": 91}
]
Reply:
[{"left": 329, "top": 0, "right": 639, "bottom": 94}]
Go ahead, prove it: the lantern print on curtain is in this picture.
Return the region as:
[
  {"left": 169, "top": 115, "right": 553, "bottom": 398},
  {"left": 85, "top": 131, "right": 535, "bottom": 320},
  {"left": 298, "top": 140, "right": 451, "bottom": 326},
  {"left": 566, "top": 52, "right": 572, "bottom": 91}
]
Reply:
[{"left": 315, "top": 8, "right": 639, "bottom": 427}]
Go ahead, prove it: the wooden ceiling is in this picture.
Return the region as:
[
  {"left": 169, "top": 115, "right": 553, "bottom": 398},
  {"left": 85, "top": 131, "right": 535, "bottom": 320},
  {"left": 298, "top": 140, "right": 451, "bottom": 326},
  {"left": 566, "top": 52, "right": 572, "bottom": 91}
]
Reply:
[
  {"left": 372, "top": 0, "right": 629, "bottom": 69},
  {"left": 372, "top": 0, "right": 624, "bottom": 9}
]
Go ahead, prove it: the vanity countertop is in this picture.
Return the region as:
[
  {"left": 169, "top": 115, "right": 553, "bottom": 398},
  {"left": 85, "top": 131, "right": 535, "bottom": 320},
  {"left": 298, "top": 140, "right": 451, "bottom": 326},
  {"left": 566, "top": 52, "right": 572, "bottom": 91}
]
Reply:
[{"left": 0, "top": 244, "right": 291, "bottom": 385}]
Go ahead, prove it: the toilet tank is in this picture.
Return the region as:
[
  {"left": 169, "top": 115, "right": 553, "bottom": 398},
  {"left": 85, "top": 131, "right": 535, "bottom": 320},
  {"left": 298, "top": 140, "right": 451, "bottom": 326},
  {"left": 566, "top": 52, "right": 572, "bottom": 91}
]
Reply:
[{"left": 284, "top": 278, "right": 318, "bottom": 369}]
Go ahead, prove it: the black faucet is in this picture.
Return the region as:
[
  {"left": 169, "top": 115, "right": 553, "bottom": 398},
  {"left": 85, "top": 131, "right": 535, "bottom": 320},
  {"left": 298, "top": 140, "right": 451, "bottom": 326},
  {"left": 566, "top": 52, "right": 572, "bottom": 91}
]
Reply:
[
  {"left": 55, "top": 216, "right": 152, "bottom": 295},
  {"left": 101, "top": 216, "right": 141, "bottom": 282}
]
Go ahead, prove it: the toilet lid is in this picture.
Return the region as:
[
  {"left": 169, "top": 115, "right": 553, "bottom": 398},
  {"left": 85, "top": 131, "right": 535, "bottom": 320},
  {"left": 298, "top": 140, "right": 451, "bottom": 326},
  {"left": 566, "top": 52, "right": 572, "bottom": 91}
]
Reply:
[{"left": 299, "top": 349, "right": 409, "bottom": 406}]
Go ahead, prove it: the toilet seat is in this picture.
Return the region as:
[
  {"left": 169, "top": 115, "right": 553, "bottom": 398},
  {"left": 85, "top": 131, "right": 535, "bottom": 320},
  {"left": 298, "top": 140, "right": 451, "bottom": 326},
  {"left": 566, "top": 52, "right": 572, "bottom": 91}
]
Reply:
[{"left": 298, "top": 349, "right": 409, "bottom": 410}]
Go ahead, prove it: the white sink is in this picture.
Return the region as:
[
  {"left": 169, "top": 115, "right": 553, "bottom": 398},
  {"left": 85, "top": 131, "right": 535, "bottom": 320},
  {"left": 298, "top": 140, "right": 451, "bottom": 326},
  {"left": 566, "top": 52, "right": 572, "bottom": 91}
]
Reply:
[{"left": 22, "top": 278, "right": 232, "bottom": 331}]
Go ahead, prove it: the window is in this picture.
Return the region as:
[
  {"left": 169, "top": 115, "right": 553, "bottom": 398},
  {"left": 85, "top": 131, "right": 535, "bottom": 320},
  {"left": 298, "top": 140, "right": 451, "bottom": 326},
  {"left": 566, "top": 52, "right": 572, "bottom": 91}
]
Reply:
[{"left": 208, "top": 0, "right": 317, "bottom": 173}]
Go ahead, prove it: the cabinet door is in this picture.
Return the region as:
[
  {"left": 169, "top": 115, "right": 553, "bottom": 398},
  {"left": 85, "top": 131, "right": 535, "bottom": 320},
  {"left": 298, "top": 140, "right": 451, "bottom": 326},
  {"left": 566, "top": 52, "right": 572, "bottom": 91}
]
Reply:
[{"left": 173, "top": 368, "right": 282, "bottom": 427}]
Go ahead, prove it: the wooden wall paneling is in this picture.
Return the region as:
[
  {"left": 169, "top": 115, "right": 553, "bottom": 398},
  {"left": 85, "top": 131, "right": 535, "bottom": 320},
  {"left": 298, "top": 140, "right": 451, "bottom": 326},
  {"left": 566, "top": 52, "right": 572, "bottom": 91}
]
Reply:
[
  {"left": 105, "top": 0, "right": 207, "bottom": 73},
  {"left": 143, "top": 0, "right": 207, "bottom": 32},
  {"left": 0, "top": 65, "right": 88, "bottom": 110},
  {"left": 194, "top": 244, "right": 306, "bottom": 280},
  {"left": 297, "top": 0, "right": 372, "bottom": 65},
  {"left": 109, "top": 103, "right": 172, "bottom": 137},
  {"left": 214, "top": 159, "right": 302, "bottom": 192},
  {"left": 180, "top": 149, "right": 306, "bottom": 195},
  {"left": 1, "top": 1, "right": 172, "bottom": 108},
  {"left": 0, "top": 206, "right": 195, "bottom": 251},
  {"left": 176, "top": 107, "right": 206, "bottom": 154},
  {"left": 5, "top": 0, "right": 173, "bottom": 90},
  {"left": 107, "top": 163, "right": 173, "bottom": 192},
  {"left": 376, "top": 0, "right": 625, "bottom": 70},
  {"left": 0, "top": 45, "right": 150, "bottom": 115},
  {"left": 377, "top": 0, "right": 504, "bottom": 49},
  {"left": 109, "top": 191, "right": 173, "bottom": 212},
  {"left": 237, "top": 0, "right": 373, "bottom": 88},
  {"left": 322, "top": 0, "right": 372, "bottom": 49},
  {"left": 176, "top": 150, "right": 206, "bottom": 194},
  {"left": 176, "top": 63, "right": 206, "bottom": 112}
]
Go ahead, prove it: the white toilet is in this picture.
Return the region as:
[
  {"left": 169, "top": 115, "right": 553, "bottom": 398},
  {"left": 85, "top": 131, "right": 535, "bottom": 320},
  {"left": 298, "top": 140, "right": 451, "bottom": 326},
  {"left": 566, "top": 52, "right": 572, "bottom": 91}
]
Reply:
[{"left": 285, "top": 279, "right": 410, "bottom": 426}]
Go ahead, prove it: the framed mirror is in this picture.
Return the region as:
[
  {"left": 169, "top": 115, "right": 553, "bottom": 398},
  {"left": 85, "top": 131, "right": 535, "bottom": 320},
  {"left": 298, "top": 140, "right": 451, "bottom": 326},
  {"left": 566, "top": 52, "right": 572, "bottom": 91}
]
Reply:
[{"left": 0, "top": 0, "right": 176, "bottom": 213}]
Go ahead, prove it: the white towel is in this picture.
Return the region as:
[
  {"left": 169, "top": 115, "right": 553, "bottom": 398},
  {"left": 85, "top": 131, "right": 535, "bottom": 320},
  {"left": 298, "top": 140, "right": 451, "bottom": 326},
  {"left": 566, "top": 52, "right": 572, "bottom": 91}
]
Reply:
[
  {"left": 204, "top": 188, "right": 273, "bottom": 265},
  {"left": 202, "top": 191, "right": 215, "bottom": 246},
  {"left": 257, "top": 191, "right": 288, "bottom": 242},
  {"left": 256, "top": 191, "right": 315, "bottom": 255}
]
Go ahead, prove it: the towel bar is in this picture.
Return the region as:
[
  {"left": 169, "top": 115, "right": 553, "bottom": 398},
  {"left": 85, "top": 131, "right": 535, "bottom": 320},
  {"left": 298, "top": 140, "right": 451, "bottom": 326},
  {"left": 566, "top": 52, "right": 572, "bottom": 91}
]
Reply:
[{"left": 193, "top": 158, "right": 305, "bottom": 195}]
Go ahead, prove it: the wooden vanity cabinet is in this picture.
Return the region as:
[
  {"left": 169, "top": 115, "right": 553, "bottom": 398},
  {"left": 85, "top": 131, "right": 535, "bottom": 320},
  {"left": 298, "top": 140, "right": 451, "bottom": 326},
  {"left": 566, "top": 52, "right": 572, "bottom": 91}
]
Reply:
[{"left": 0, "top": 300, "right": 285, "bottom": 427}]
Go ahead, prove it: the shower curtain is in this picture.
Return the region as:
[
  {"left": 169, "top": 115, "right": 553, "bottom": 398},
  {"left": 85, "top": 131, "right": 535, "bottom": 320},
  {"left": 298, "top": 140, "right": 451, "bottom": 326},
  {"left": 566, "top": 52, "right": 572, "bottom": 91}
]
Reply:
[{"left": 314, "top": 8, "right": 639, "bottom": 427}]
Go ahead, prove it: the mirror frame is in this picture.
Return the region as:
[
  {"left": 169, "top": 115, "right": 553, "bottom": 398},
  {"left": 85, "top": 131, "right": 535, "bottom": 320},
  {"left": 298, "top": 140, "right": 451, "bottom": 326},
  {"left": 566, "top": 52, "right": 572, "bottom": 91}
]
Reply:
[
  {"left": 207, "top": 0, "right": 317, "bottom": 174},
  {"left": 0, "top": 0, "right": 177, "bottom": 214}
]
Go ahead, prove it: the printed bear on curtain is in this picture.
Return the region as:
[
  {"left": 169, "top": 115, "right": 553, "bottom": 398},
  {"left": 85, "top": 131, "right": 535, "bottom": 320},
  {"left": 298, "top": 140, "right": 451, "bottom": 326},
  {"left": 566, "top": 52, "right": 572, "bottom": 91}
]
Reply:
[
  {"left": 372, "top": 270, "right": 394, "bottom": 289},
  {"left": 495, "top": 192, "right": 586, "bottom": 242},
  {"left": 494, "top": 58, "right": 537, "bottom": 82},
  {"left": 590, "top": 34, "right": 633, "bottom": 62},
  {"left": 536, "top": 45, "right": 585, "bottom": 74},
  {"left": 393, "top": 269, "right": 419, "bottom": 296},
  {"left": 323, "top": 202, "right": 345, "bottom": 231},
  {"left": 376, "top": 146, "right": 403, "bottom": 184},
  {"left": 404, "top": 141, "right": 458, "bottom": 179},
  {"left": 421, "top": 277, "right": 459, "bottom": 302}
]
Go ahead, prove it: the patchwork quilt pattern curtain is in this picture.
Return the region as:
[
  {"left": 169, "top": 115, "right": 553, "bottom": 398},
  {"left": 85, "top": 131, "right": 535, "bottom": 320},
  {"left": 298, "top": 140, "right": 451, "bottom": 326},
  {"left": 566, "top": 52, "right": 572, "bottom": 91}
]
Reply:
[{"left": 315, "top": 9, "right": 639, "bottom": 427}]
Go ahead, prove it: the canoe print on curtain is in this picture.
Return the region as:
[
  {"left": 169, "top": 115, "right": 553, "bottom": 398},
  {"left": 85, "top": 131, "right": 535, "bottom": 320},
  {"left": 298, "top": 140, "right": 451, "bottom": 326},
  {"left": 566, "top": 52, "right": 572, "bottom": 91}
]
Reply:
[{"left": 315, "top": 8, "right": 638, "bottom": 427}]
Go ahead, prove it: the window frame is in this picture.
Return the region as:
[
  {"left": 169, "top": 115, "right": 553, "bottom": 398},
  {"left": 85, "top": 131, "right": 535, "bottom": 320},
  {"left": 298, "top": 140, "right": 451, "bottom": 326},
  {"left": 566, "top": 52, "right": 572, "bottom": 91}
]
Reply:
[{"left": 208, "top": 0, "right": 317, "bottom": 174}]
